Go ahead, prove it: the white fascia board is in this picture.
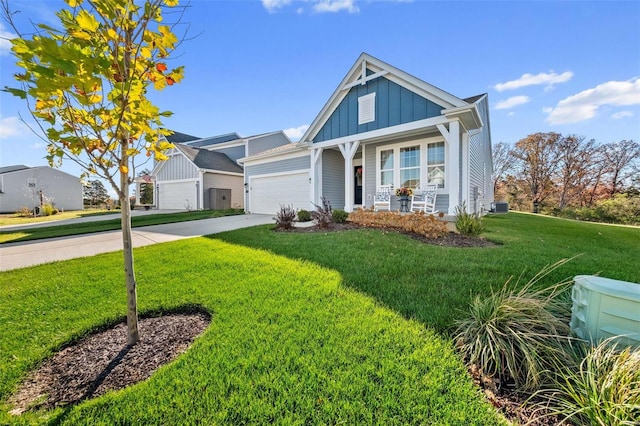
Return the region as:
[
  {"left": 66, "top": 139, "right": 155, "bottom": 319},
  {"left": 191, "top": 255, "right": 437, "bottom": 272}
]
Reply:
[
  {"left": 442, "top": 104, "right": 483, "bottom": 131},
  {"left": 363, "top": 54, "right": 466, "bottom": 109},
  {"left": 155, "top": 177, "right": 199, "bottom": 184},
  {"left": 299, "top": 53, "right": 370, "bottom": 143},
  {"left": 199, "top": 140, "right": 246, "bottom": 150},
  {"left": 237, "top": 143, "right": 309, "bottom": 164},
  {"left": 241, "top": 150, "right": 311, "bottom": 167},
  {"left": 301, "top": 53, "right": 468, "bottom": 144},
  {"left": 199, "top": 169, "right": 244, "bottom": 177},
  {"left": 310, "top": 115, "right": 450, "bottom": 149}
]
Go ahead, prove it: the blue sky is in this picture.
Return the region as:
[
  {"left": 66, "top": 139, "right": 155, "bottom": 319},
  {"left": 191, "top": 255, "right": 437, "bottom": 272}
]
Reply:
[{"left": 1, "top": 0, "right": 639, "bottom": 186}]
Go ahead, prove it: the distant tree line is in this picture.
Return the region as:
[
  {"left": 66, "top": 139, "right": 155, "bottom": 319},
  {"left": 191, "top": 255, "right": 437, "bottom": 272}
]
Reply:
[{"left": 493, "top": 134, "right": 639, "bottom": 224}]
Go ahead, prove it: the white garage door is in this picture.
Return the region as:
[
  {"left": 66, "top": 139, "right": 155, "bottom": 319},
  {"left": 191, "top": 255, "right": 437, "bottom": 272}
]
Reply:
[
  {"left": 158, "top": 181, "right": 198, "bottom": 210},
  {"left": 249, "top": 172, "right": 310, "bottom": 214}
]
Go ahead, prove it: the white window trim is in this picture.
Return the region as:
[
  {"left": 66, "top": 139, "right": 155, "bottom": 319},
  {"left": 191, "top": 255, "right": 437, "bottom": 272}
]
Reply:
[
  {"left": 375, "top": 137, "right": 447, "bottom": 192},
  {"left": 358, "top": 92, "right": 376, "bottom": 125}
]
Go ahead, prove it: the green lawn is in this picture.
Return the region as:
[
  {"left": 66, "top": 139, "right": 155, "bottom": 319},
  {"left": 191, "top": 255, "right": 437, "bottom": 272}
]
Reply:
[
  {"left": 0, "top": 209, "right": 244, "bottom": 244},
  {"left": 0, "top": 209, "right": 115, "bottom": 226},
  {"left": 1, "top": 212, "right": 638, "bottom": 424}
]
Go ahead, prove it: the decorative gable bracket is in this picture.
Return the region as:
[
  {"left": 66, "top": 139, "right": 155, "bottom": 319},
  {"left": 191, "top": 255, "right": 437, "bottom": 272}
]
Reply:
[{"left": 342, "top": 60, "right": 389, "bottom": 91}]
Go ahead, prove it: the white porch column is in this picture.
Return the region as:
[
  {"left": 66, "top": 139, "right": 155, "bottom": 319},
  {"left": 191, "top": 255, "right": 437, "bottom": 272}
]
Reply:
[
  {"left": 437, "top": 121, "right": 460, "bottom": 214},
  {"left": 310, "top": 147, "right": 323, "bottom": 209},
  {"left": 338, "top": 140, "right": 360, "bottom": 212}
]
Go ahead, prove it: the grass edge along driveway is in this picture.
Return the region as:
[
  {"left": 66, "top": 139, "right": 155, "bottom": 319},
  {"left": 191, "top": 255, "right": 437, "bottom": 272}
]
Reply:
[{"left": 0, "top": 238, "right": 503, "bottom": 425}]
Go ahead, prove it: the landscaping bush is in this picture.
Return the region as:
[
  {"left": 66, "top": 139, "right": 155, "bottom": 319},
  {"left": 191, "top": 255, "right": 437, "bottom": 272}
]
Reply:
[
  {"left": 538, "top": 339, "right": 640, "bottom": 425},
  {"left": 332, "top": 209, "right": 348, "bottom": 223},
  {"left": 454, "top": 202, "right": 485, "bottom": 236},
  {"left": 549, "top": 194, "right": 640, "bottom": 225},
  {"left": 297, "top": 209, "right": 311, "bottom": 222},
  {"left": 41, "top": 203, "right": 58, "bottom": 216},
  {"left": 311, "top": 197, "right": 333, "bottom": 229},
  {"left": 274, "top": 204, "right": 297, "bottom": 230},
  {"left": 454, "top": 260, "right": 576, "bottom": 392},
  {"left": 348, "top": 208, "right": 447, "bottom": 239},
  {"left": 15, "top": 206, "right": 33, "bottom": 218}
]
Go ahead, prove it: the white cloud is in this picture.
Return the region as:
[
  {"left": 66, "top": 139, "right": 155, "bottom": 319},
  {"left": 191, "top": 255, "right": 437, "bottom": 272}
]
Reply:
[
  {"left": 494, "top": 71, "right": 574, "bottom": 92},
  {"left": 0, "top": 115, "right": 25, "bottom": 139},
  {"left": 262, "top": 0, "right": 292, "bottom": 13},
  {"left": 0, "top": 22, "right": 17, "bottom": 56},
  {"left": 495, "top": 95, "right": 530, "bottom": 110},
  {"left": 611, "top": 110, "right": 634, "bottom": 120},
  {"left": 545, "top": 78, "right": 640, "bottom": 124},
  {"left": 284, "top": 124, "right": 310, "bottom": 141},
  {"left": 313, "top": 0, "right": 359, "bottom": 13},
  {"left": 507, "top": 112, "right": 515, "bottom": 117}
]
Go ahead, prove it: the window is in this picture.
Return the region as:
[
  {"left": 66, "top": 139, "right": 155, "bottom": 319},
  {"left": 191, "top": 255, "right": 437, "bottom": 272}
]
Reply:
[
  {"left": 376, "top": 140, "right": 446, "bottom": 191},
  {"left": 400, "top": 146, "right": 420, "bottom": 188},
  {"left": 427, "top": 142, "right": 445, "bottom": 188},
  {"left": 380, "top": 149, "right": 394, "bottom": 186},
  {"left": 358, "top": 93, "right": 376, "bottom": 125}
]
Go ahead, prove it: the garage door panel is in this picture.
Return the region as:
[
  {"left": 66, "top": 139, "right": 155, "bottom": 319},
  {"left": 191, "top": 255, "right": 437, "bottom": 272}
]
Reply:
[
  {"left": 250, "top": 173, "right": 309, "bottom": 214},
  {"left": 159, "top": 181, "right": 197, "bottom": 210}
]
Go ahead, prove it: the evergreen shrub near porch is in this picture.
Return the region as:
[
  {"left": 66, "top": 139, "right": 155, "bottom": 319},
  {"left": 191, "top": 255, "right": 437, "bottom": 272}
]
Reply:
[{"left": 349, "top": 208, "right": 447, "bottom": 238}]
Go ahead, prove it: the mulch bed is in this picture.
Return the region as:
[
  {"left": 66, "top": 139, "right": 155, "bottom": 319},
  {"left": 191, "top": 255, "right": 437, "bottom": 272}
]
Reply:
[
  {"left": 9, "top": 312, "right": 210, "bottom": 415},
  {"left": 277, "top": 221, "right": 498, "bottom": 248}
]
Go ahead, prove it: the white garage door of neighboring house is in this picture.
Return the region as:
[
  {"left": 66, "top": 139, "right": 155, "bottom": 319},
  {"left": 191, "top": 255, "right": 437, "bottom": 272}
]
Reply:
[
  {"left": 249, "top": 172, "right": 310, "bottom": 214},
  {"left": 158, "top": 181, "right": 198, "bottom": 210}
]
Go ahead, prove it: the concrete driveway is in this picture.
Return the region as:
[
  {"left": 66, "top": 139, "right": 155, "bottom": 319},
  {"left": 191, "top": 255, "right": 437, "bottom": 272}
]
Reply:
[{"left": 0, "top": 214, "right": 273, "bottom": 271}]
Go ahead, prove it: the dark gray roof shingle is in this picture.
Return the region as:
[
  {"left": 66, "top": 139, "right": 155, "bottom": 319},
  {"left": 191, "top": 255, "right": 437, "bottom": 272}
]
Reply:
[
  {"left": 165, "top": 131, "right": 201, "bottom": 143},
  {"left": 174, "top": 144, "right": 243, "bottom": 174},
  {"left": 463, "top": 94, "right": 486, "bottom": 104},
  {"left": 0, "top": 165, "right": 31, "bottom": 174},
  {"left": 184, "top": 133, "right": 242, "bottom": 147}
]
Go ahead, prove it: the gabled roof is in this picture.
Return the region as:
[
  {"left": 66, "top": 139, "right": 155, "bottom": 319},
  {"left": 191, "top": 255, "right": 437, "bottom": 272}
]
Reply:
[
  {"left": 183, "top": 132, "right": 242, "bottom": 148},
  {"left": 174, "top": 144, "right": 243, "bottom": 174},
  {"left": 300, "top": 52, "right": 469, "bottom": 143},
  {"left": 0, "top": 165, "right": 31, "bottom": 175},
  {"left": 165, "top": 131, "right": 201, "bottom": 143},
  {"left": 463, "top": 94, "right": 486, "bottom": 104}
]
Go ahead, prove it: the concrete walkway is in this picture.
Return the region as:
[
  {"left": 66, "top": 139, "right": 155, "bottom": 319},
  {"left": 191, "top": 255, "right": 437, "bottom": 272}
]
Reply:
[{"left": 0, "top": 214, "right": 273, "bottom": 271}]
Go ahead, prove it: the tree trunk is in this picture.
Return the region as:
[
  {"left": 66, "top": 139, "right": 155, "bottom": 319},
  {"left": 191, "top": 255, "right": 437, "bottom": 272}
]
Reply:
[{"left": 121, "top": 174, "right": 139, "bottom": 346}]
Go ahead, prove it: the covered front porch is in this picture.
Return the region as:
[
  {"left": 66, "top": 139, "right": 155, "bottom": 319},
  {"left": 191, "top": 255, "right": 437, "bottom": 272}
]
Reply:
[{"left": 309, "top": 116, "right": 470, "bottom": 215}]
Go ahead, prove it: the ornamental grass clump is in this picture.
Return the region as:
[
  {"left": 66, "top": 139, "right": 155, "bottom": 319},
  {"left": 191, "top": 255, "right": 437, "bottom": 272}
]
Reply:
[
  {"left": 455, "top": 202, "right": 485, "bottom": 236},
  {"left": 454, "top": 259, "right": 576, "bottom": 393},
  {"left": 274, "top": 204, "right": 297, "bottom": 230},
  {"left": 311, "top": 197, "right": 333, "bottom": 229},
  {"left": 537, "top": 339, "right": 640, "bottom": 425}
]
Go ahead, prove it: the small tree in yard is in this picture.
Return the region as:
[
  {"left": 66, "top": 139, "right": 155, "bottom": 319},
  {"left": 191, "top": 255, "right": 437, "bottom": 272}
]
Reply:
[{"left": 2, "top": 0, "right": 184, "bottom": 345}]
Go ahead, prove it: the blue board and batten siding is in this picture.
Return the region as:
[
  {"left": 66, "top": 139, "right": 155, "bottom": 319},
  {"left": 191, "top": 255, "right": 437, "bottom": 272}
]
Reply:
[{"left": 313, "top": 74, "right": 445, "bottom": 143}]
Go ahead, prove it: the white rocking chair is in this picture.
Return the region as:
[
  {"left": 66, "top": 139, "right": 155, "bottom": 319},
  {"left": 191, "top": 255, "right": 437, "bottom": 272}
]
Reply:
[
  {"left": 410, "top": 184, "right": 438, "bottom": 214},
  {"left": 373, "top": 185, "right": 393, "bottom": 211}
]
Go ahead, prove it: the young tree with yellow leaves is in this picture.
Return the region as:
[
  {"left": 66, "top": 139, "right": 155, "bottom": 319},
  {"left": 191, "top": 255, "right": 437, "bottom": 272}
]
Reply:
[{"left": 2, "top": 0, "right": 184, "bottom": 345}]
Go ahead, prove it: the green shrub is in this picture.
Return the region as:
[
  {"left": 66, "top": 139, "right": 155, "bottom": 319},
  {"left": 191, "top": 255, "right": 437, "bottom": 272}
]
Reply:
[
  {"left": 349, "top": 208, "right": 447, "bottom": 239},
  {"left": 538, "top": 339, "right": 640, "bottom": 425},
  {"left": 274, "top": 204, "right": 297, "bottom": 230},
  {"left": 454, "top": 202, "right": 485, "bottom": 236},
  {"left": 41, "top": 203, "right": 56, "bottom": 216},
  {"left": 297, "top": 209, "right": 311, "bottom": 222},
  {"left": 332, "top": 209, "right": 348, "bottom": 223},
  {"left": 454, "top": 260, "right": 576, "bottom": 392},
  {"left": 15, "top": 206, "right": 33, "bottom": 217}
]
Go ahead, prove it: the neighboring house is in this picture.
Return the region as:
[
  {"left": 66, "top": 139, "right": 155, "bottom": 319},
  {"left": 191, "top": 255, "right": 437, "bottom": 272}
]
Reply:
[
  {"left": 240, "top": 53, "right": 494, "bottom": 215},
  {"left": 151, "top": 131, "right": 290, "bottom": 210},
  {"left": 0, "top": 165, "right": 83, "bottom": 213}
]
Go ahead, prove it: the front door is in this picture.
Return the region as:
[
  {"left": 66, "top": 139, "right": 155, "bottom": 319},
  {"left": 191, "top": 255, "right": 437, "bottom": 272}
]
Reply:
[{"left": 354, "top": 166, "right": 362, "bottom": 205}]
